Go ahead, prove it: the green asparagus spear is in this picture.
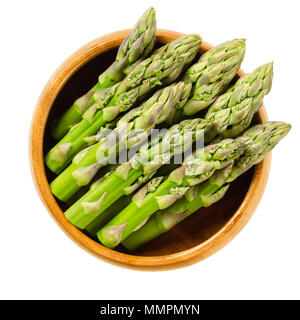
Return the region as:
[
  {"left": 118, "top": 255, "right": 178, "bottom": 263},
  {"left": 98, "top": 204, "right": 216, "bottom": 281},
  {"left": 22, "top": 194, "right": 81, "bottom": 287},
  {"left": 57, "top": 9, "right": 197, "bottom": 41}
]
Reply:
[
  {"left": 227, "top": 121, "right": 291, "bottom": 181},
  {"left": 122, "top": 121, "right": 291, "bottom": 250},
  {"left": 65, "top": 117, "right": 214, "bottom": 228},
  {"left": 46, "top": 34, "right": 202, "bottom": 174},
  {"left": 97, "top": 137, "right": 250, "bottom": 248},
  {"left": 51, "top": 8, "right": 157, "bottom": 140},
  {"left": 50, "top": 82, "right": 192, "bottom": 201},
  {"left": 206, "top": 62, "right": 273, "bottom": 138},
  {"left": 182, "top": 39, "right": 246, "bottom": 116}
]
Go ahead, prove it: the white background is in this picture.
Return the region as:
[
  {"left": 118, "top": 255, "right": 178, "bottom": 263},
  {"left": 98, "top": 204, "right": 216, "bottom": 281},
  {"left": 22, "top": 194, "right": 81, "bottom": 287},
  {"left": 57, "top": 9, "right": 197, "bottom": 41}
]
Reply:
[{"left": 0, "top": 0, "right": 299, "bottom": 300}]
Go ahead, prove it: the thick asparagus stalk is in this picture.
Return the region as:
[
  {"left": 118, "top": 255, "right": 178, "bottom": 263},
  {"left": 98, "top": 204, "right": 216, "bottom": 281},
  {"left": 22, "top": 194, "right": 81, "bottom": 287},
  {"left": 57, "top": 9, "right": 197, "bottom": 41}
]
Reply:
[
  {"left": 51, "top": 8, "right": 157, "bottom": 140},
  {"left": 97, "top": 137, "right": 250, "bottom": 248},
  {"left": 122, "top": 121, "right": 291, "bottom": 250},
  {"left": 182, "top": 39, "right": 246, "bottom": 116},
  {"left": 51, "top": 82, "right": 192, "bottom": 201},
  {"left": 205, "top": 62, "right": 273, "bottom": 138},
  {"left": 65, "top": 117, "right": 214, "bottom": 228},
  {"left": 46, "top": 34, "right": 202, "bottom": 174}
]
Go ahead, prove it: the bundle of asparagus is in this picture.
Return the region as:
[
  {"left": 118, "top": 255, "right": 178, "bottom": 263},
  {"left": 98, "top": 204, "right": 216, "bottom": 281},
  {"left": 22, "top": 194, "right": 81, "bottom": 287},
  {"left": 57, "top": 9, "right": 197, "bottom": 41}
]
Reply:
[
  {"left": 50, "top": 38, "right": 249, "bottom": 201},
  {"left": 46, "top": 33, "right": 201, "bottom": 174},
  {"left": 45, "top": 7, "right": 291, "bottom": 253},
  {"left": 63, "top": 62, "right": 274, "bottom": 227}
]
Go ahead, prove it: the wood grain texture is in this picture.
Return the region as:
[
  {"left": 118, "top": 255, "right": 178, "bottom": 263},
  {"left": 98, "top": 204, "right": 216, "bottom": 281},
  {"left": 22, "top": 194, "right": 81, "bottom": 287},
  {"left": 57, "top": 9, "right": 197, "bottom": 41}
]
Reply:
[{"left": 29, "top": 29, "right": 271, "bottom": 270}]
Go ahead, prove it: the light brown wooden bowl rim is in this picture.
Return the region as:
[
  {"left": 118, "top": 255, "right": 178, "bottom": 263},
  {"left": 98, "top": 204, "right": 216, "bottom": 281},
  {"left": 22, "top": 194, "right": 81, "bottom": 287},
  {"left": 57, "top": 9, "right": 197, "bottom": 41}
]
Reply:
[{"left": 29, "top": 29, "right": 271, "bottom": 271}]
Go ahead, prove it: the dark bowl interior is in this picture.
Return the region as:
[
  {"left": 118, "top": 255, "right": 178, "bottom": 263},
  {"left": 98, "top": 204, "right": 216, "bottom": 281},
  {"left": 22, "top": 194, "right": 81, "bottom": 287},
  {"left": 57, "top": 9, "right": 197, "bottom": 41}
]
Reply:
[{"left": 44, "top": 44, "right": 256, "bottom": 257}]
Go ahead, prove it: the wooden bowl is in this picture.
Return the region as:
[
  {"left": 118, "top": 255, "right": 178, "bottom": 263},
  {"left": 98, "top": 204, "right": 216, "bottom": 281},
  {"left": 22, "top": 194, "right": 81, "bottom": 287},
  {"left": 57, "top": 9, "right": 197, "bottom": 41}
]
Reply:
[{"left": 30, "top": 29, "right": 271, "bottom": 270}]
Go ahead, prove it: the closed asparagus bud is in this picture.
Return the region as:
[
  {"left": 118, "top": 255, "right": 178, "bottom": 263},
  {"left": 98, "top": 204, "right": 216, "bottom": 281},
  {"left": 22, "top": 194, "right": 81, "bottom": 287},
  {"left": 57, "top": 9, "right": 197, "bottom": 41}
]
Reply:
[
  {"left": 99, "top": 7, "right": 157, "bottom": 84},
  {"left": 181, "top": 137, "right": 251, "bottom": 186},
  {"left": 119, "top": 82, "right": 192, "bottom": 126},
  {"left": 154, "top": 34, "right": 202, "bottom": 84},
  {"left": 115, "top": 34, "right": 201, "bottom": 113},
  {"left": 117, "top": 8, "right": 156, "bottom": 63},
  {"left": 228, "top": 121, "right": 291, "bottom": 181},
  {"left": 183, "top": 39, "right": 246, "bottom": 115},
  {"left": 206, "top": 62, "right": 274, "bottom": 138}
]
